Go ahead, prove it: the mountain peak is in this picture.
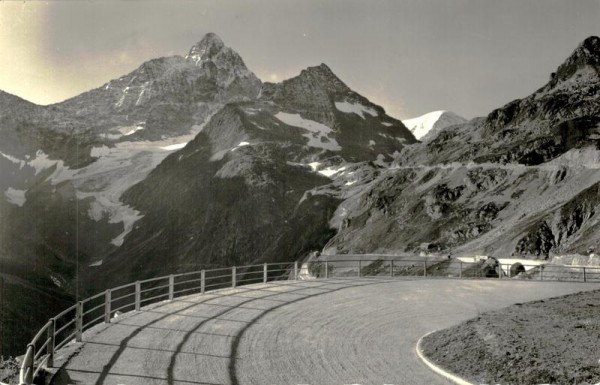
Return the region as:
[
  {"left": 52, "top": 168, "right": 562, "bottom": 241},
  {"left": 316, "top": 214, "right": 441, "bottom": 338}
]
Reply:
[
  {"left": 303, "top": 63, "right": 337, "bottom": 78},
  {"left": 565, "top": 35, "right": 600, "bottom": 65},
  {"left": 186, "top": 32, "right": 226, "bottom": 64},
  {"left": 581, "top": 35, "right": 600, "bottom": 48},
  {"left": 577, "top": 35, "right": 600, "bottom": 57},
  {"left": 290, "top": 63, "right": 351, "bottom": 95},
  {"left": 183, "top": 32, "right": 261, "bottom": 97},
  {"left": 552, "top": 35, "right": 600, "bottom": 83},
  {"left": 201, "top": 32, "right": 224, "bottom": 44},
  {"left": 402, "top": 110, "right": 467, "bottom": 140}
]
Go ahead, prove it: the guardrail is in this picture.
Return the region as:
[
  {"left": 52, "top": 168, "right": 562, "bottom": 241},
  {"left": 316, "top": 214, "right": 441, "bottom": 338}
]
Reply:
[{"left": 17, "top": 257, "right": 600, "bottom": 384}]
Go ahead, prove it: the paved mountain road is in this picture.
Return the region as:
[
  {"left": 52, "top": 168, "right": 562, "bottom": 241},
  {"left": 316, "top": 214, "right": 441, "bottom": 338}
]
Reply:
[{"left": 57, "top": 278, "right": 600, "bottom": 385}]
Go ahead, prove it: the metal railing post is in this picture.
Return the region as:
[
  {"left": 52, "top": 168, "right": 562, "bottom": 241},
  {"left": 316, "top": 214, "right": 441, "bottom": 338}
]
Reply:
[
  {"left": 390, "top": 260, "right": 394, "bottom": 277},
  {"left": 232, "top": 266, "right": 237, "bottom": 288},
  {"left": 294, "top": 261, "right": 298, "bottom": 280},
  {"left": 104, "top": 289, "right": 112, "bottom": 324},
  {"left": 201, "top": 270, "right": 206, "bottom": 294},
  {"left": 583, "top": 267, "right": 587, "bottom": 283},
  {"left": 47, "top": 318, "right": 55, "bottom": 368},
  {"left": 135, "top": 281, "right": 141, "bottom": 311},
  {"left": 459, "top": 260, "right": 462, "bottom": 278},
  {"left": 358, "top": 260, "right": 362, "bottom": 278},
  {"left": 423, "top": 259, "right": 427, "bottom": 277},
  {"left": 325, "top": 261, "right": 329, "bottom": 279},
  {"left": 169, "top": 275, "right": 175, "bottom": 300},
  {"left": 263, "top": 263, "right": 268, "bottom": 283},
  {"left": 28, "top": 344, "right": 34, "bottom": 384},
  {"left": 20, "top": 344, "right": 34, "bottom": 385},
  {"left": 76, "top": 301, "right": 83, "bottom": 342},
  {"left": 540, "top": 266, "right": 543, "bottom": 281}
]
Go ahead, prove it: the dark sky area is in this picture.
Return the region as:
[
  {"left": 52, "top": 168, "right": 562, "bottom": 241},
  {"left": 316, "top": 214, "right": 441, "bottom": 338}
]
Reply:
[{"left": 0, "top": 0, "right": 598, "bottom": 119}]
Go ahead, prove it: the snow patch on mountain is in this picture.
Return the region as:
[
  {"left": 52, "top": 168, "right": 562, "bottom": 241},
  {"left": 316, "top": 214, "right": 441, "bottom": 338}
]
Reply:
[
  {"left": 308, "top": 162, "right": 321, "bottom": 171},
  {"left": 100, "top": 133, "right": 124, "bottom": 141},
  {"left": 287, "top": 161, "right": 349, "bottom": 179},
  {"left": 91, "top": 146, "right": 111, "bottom": 158},
  {"left": 243, "top": 108, "right": 260, "bottom": 115},
  {"left": 119, "top": 124, "right": 145, "bottom": 136},
  {"left": 334, "top": 101, "right": 377, "bottom": 119},
  {"left": 210, "top": 140, "right": 251, "bottom": 162},
  {"left": 4, "top": 187, "right": 26, "bottom": 206},
  {"left": 135, "top": 83, "right": 150, "bottom": 106},
  {"left": 77, "top": 190, "right": 143, "bottom": 247},
  {"left": 319, "top": 166, "right": 347, "bottom": 177},
  {"left": 378, "top": 133, "right": 406, "bottom": 143},
  {"left": 115, "top": 86, "right": 130, "bottom": 108},
  {"left": 22, "top": 105, "right": 221, "bottom": 247},
  {"left": 0, "top": 151, "right": 26, "bottom": 169},
  {"left": 274, "top": 112, "right": 341, "bottom": 151},
  {"left": 28, "top": 151, "right": 68, "bottom": 176},
  {"left": 231, "top": 141, "right": 250, "bottom": 152},
  {"left": 402, "top": 110, "right": 443, "bottom": 139},
  {"left": 402, "top": 110, "right": 467, "bottom": 140},
  {"left": 161, "top": 143, "right": 187, "bottom": 151}
]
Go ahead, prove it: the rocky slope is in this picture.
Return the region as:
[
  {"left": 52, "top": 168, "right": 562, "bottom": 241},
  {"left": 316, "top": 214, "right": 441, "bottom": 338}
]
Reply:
[
  {"left": 322, "top": 161, "right": 600, "bottom": 258},
  {"left": 403, "top": 36, "right": 600, "bottom": 166},
  {"left": 321, "top": 36, "right": 600, "bottom": 258},
  {"left": 92, "top": 63, "right": 415, "bottom": 288}
]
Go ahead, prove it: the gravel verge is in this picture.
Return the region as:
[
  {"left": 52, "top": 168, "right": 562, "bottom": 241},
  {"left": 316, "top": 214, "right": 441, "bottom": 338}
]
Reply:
[{"left": 420, "top": 289, "right": 600, "bottom": 385}]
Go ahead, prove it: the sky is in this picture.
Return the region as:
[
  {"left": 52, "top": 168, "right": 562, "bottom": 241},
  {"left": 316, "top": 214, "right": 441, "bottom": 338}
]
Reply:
[{"left": 0, "top": 0, "right": 599, "bottom": 120}]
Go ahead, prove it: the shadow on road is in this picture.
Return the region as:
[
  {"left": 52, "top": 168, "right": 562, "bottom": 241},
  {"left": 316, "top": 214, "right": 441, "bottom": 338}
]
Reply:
[{"left": 68, "top": 278, "right": 399, "bottom": 385}]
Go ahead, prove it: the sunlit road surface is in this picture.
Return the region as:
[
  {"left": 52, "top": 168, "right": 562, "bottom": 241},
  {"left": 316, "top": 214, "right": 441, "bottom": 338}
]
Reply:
[{"left": 57, "top": 278, "right": 600, "bottom": 385}]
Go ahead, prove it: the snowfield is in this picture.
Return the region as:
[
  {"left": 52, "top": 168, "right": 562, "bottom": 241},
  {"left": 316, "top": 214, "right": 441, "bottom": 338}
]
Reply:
[
  {"left": 4, "top": 187, "right": 26, "bottom": 206},
  {"left": 402, "top": 110, "right": 466, "bottom": 140},
  {"left": 402, "top": 110, "right": 447, "bottom": 139},
  {"left": 1, "top": 151, "right": 26, "bottom": 168},
  {"left": 4, "top": 106, "right": 220, "bottom": 247},
  {"left": 334, "top": 101, "right": 378, "bottom": 119},
  {"left": 275, "top": 112, "right": 342, "bottom": 151},
  {"left": 318, "top": 165, "right": 347, "bottom": 177},
  {"left": 287, "top": 161, "right": 348, "bottom": 179}
]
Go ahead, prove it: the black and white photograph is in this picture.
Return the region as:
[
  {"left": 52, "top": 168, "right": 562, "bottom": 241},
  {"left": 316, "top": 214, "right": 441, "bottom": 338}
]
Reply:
[{"left": 1, "top": 1, "right": 600, "bottom": 384}]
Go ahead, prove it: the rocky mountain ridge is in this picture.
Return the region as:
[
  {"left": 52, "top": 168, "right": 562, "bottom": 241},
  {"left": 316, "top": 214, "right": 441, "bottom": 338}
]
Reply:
[
  {"left": 2, "top": 34, "right": 600, "bottom": 357},
  {"left": 0, "top": 33, "right": 413, "bottom": 355},
  {"left": 324, "top": 36, "right": 600, "bottom": 258},
  {"left": 403, "top": 36, "right": 600, "bottom": 167}
]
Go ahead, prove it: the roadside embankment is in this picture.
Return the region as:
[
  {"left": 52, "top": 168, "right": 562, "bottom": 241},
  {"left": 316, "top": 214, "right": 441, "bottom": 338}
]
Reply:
[{"left": 420, "top": 289, "right": 600, "bottom": 385}]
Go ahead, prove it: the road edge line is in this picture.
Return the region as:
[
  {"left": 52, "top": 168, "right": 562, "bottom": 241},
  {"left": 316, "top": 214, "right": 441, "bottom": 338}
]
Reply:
[{"left": 415, "top": 330, "right": 476, "bottom": 385}]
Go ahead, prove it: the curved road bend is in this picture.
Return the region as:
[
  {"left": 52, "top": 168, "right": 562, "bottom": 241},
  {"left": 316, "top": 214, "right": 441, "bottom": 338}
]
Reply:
[{"left": 57, "top": 278, "right": 600, "bottom": 385}]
